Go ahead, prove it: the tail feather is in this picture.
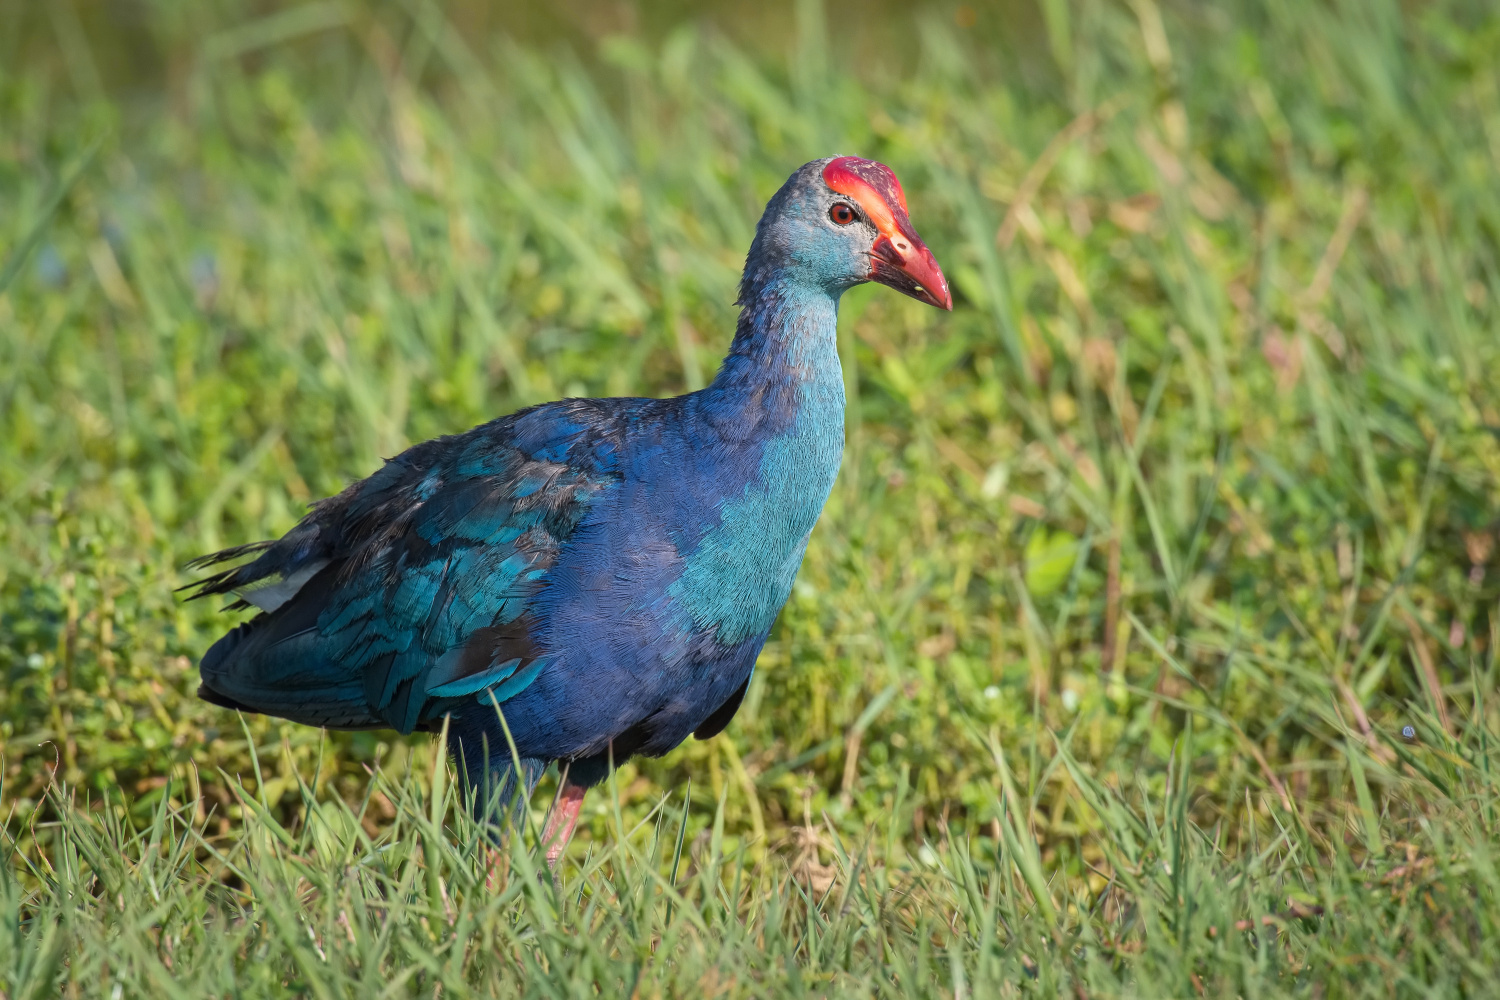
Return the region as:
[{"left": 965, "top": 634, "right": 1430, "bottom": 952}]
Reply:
[
  {"left": 195, "top": 563, "right": 383, "bottom": 730},
  {"left": 179, "top": 542, "right": 275, "bottom": 601}
]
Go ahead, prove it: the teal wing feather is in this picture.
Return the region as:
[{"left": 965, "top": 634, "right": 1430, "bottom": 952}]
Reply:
[{"left": 188, "top": 406, "right": 615, "bottom": 733}]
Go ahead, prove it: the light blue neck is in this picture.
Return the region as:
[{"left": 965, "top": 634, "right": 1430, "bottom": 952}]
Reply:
[
  {"left": 673, "top": 279, "right": 846, "bottom": 644},
  {"left": 713, "top": 274, "right": 844, "bottom": 390}
]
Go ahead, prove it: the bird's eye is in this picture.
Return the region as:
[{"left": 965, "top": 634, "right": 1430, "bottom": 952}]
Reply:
[{"left": 829, "top": 202, "right": 857, "bottom": 226}]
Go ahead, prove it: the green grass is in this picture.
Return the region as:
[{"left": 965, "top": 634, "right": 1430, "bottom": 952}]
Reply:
[{"left": 3, "top": 0, "right": 1500, "bottom": 994}]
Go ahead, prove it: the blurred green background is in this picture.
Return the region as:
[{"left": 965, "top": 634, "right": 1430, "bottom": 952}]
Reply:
[{"left": 2, "top": 0, "right": 1500, "bottom": 990}]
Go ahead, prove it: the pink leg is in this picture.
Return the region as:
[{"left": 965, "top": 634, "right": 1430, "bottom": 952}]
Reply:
[
  {"left": 485, "top": 846, "right": 505, "bottom": 892},
  {"left": 542, "top": 780, "right": 587, "bottom": 869}
]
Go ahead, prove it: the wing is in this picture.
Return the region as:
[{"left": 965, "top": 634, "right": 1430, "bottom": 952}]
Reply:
[{"left": 187, "top": 401, "right": 621, "bottom": 734}]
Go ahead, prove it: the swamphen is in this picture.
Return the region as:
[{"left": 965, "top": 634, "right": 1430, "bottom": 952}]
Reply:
[{"left": 188, "top": 157, "right": 951, "bottom": 866}]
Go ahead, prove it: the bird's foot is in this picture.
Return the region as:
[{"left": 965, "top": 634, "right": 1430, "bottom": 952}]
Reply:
[
  {"left": 480, "top": 781, "right": 585, "bottom": 890},
  {"left": 484, "top": 846, "right": 506, "bottom": 892}
]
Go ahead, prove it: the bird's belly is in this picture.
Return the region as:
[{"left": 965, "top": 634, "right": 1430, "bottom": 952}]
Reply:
[{"left": 500, "top": 576, "right": 767, "bottom": 761}]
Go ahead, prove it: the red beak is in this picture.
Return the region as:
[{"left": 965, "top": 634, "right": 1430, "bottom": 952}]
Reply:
[
  {"left": 869, "top": 232, "right": 953, "bottom": 311},
  {"left": 823, "top": 156, "right": 953, "bottom": 311}
]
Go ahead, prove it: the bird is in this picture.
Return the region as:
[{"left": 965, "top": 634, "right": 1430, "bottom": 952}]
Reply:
[{"left": 185, "top": 156, "right": 951, "bottom": 868}]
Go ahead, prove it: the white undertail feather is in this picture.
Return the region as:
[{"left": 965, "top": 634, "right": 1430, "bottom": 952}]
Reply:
[{"left": 237, "top": 558, "right": 330, "bottom": 613}]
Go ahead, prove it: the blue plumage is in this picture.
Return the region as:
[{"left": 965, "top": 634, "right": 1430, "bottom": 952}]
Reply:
[{"left": 188, "top": 157, "right": 951, "bottom": 852}]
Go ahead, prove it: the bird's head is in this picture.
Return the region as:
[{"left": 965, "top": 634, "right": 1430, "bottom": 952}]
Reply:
[{"left": 744, "top": 156, "right": 952, "bottom": 311}]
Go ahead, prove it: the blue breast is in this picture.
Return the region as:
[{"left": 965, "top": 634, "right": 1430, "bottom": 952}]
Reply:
[{"left": 669, "top": 287, "right": 844, "bottom": 643}]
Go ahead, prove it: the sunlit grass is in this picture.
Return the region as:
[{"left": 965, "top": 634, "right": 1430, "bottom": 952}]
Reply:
[
  {"left": 2, "top": 0, "right": 1499, "bottom": 994},
  {"left": 5, "top": 707, "right": 1498, "bottom": 996}
]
